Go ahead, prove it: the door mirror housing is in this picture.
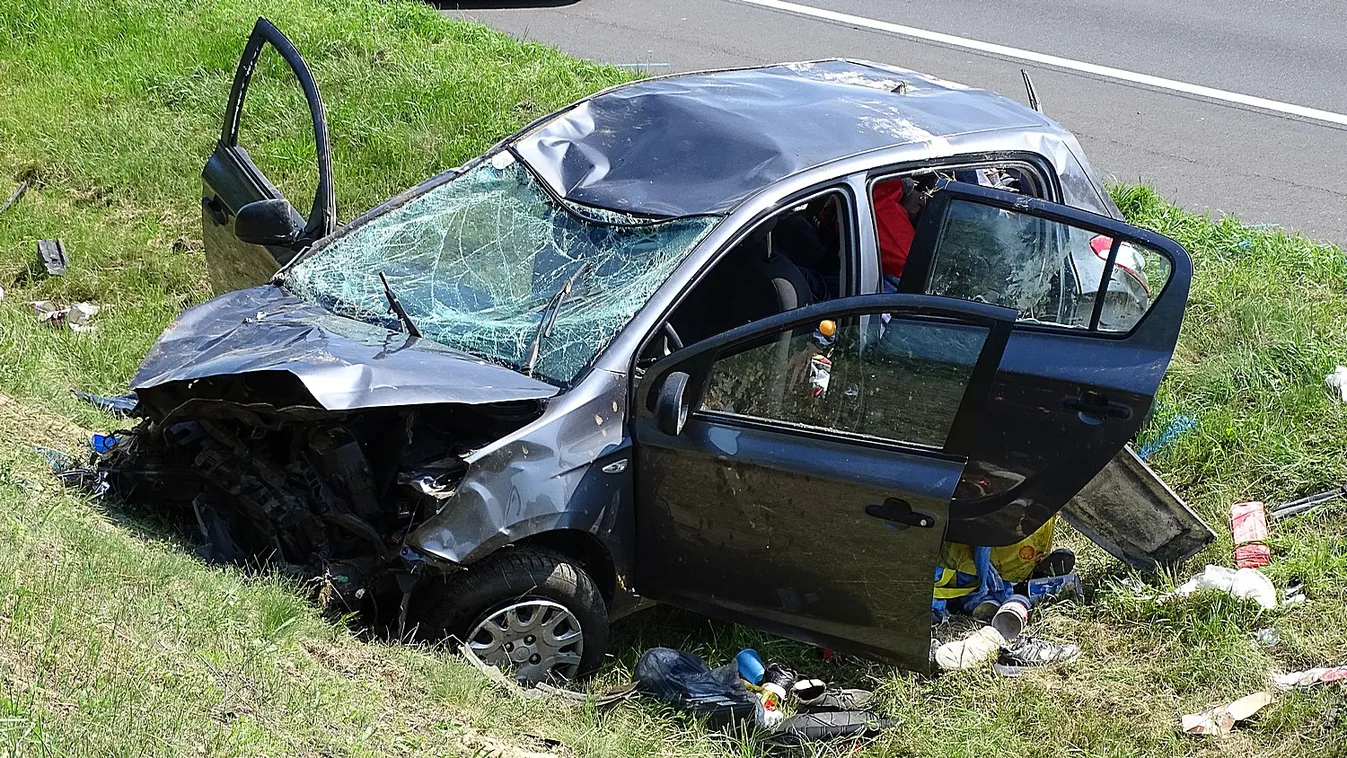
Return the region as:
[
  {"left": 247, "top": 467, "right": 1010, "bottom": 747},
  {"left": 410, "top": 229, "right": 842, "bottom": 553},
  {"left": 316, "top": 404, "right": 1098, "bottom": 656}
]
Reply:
[
  {"left": 655, "top": 371, "right": 691, "bottom": 436},
  {"left": 234, "top": 198, "right": 303, "bottom": 246}
]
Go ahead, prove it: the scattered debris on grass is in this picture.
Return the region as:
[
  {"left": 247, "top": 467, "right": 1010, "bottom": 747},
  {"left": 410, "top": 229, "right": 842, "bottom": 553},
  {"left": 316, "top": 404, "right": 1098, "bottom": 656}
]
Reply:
[
  {"left": 1254, "top": 627, "right": 1280, "bottom": 647},
  {"left": 634, "top": 646, "right": 891, "bottom": 743},
  {"left": 37, "top": 239, "right": 68, "bottom": 276},
  {"left": 26, "top": 300, "right": 100, "bottom": 331},
  {"left": 635, "top": 647, "right": 757, "bottom": 729},
  {"left": 1181, "top": 691, "right": 1274, "bottom": 736},
  {"left": 1175, "top": 565, "right": 1277, "bottom": 609},
  {"left": 71, "top": 390, "right": 138, "bottom": 417},
  {"left": 1062, "top": 447, "right": 1215, "bottom": 570},
  {"left": 992, "top": 637, "right": 1080, "bottom": 677},
  {"left": 1270, "top": 484, "right": 1347, "bottom": 521},
  {"left": 1231, "top": 501, "right": 1271, "bottom": 568},
  {"left": 1282, "top": 581, "right": 1308, "bottom": 606},
  {"left": 1326, "top": 365, "right": 1347, "bottom": 402},
  {"left": 934, "top": 626, "right": 1005, "bottom": 670},
  {"left": 989, "top": 595, "right": 1031, "bottom": 641},
  {"left": 1273, "top": 667, "right": 1347, "bottom": 688},
  {"left": 459, "top": 644, "right": 635, "bottom": 708},
  {"left": 0, "top": 179, "right": 28, "bottom": 216},
  {"left": 1135, "top": 413, "right": 1197, "bottom": 460}
]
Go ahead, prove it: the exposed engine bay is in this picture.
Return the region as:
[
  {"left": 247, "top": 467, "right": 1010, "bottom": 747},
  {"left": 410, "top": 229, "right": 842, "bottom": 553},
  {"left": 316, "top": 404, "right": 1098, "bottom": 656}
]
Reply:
[{"left": 100, "top": 371, "right": 544, "bottom": 617}]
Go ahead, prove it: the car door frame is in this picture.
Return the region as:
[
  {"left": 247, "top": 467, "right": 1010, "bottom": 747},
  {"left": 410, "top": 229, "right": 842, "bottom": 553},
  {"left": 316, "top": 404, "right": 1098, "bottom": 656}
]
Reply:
[
  {"left": 898, "top": 178, "right": 1191, "bottom": 339},
  {"left": 894, "top": 178, "right": 1193, "bottom": 542},
  {"left": 203, "top": 17, "right": 336, "bottom": 281},
  {"left": 635, "top": 293, "right": 1014, "bottom": 452},
  {"left": 629, "top": 293, "right": 1015, "bottom": 664}
]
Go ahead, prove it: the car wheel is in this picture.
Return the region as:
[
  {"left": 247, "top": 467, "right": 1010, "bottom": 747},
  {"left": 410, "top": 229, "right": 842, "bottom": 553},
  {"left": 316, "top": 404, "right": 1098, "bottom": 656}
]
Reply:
[{"left": 421, "top": 547, "right": 608, "bottom": 684}]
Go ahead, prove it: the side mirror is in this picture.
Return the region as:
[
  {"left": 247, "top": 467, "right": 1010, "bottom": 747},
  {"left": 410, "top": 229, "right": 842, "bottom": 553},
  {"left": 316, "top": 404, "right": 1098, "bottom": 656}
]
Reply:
[
  {"left": 234, "top": 198, "right": 303, "bottom": 246},
  {"left": 655, "top": 371, "right": 691, "bottom": 436}
]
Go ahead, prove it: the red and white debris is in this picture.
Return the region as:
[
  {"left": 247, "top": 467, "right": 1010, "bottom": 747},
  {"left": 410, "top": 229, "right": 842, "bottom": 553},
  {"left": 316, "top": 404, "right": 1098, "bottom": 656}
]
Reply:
[{"left": 1273, "top": 667, "right": 1347, "bottom": 689}]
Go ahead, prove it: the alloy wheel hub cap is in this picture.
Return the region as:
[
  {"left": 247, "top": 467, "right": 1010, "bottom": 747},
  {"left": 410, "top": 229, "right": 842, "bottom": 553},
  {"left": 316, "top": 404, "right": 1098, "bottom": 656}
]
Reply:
[{"left": 467, "top": 599, "right": 584, "bottom": 683}]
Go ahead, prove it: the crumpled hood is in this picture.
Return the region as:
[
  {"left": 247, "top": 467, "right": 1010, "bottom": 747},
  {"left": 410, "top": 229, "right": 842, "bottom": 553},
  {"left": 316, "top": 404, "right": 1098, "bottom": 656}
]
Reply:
[{"left": 132, "top": 285, "right": 560, "bottom": 410}]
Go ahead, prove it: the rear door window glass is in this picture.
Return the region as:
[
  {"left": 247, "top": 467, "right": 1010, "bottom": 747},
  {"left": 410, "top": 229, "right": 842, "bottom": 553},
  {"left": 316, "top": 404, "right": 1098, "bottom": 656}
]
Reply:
[
  {"left": 922, "top": 198, "right": 1171, "bottom": 332},
  {"left": 870, "top": 164, "right": 1044, "bottom": 286}
]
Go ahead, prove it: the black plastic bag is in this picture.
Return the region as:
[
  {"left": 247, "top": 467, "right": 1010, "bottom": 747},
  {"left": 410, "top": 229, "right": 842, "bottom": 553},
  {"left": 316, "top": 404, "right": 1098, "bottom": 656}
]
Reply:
[{"left": 635, "top": 647, "right": 757, "bottom": 729}]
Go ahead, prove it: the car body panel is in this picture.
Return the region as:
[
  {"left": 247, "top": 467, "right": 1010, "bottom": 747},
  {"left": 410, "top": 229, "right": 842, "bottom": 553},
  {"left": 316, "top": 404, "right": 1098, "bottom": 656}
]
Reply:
[
  {"left": 1063, "top": 446, "right": 1215, "bottom": 570},
  {"left": 132, "top": 285, "right": 559, "bottom": 411},
  {"left": 628, "top": 294, "right": 1016, "bottom": 667},
  {"left": 515, "top": 59, "right": 1048, "bottom": 218},
  {"left": 406, "top": 368, "right": 636, "bottom": 585}
]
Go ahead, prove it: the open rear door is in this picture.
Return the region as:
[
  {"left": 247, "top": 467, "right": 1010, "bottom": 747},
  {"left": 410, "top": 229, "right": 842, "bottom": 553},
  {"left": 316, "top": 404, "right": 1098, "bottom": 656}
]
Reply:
[
  {"left": 201, "top": 18, "right": 335, "bottom": 294},
  {"left": 897, "top": 179, "right": 1192, "bottom": 545}
]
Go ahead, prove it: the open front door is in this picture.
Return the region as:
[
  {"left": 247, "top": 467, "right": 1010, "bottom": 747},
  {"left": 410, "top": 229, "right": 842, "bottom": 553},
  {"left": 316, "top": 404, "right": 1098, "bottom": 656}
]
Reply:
[
  {"left": 896, "top": 180, "right": 1192, "bottom": 546},
  {"left": 632, "top": 294, "right": 1015, "bottom": 670},
  {"left": 202, "top": 18, "right": 335, "bottom": 294}
]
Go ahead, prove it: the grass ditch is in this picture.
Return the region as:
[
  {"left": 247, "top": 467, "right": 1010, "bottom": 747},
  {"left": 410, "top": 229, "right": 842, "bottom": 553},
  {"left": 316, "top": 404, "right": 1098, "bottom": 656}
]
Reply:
[{"left": 2, "top": 0, "right": 1346, "bottom": 755}]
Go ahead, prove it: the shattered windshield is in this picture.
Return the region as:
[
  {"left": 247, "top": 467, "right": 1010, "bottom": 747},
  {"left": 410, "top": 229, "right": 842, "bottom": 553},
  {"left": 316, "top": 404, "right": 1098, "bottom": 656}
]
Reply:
[{"left": 283, "top": 156, "right": 720, "bottom": 384}]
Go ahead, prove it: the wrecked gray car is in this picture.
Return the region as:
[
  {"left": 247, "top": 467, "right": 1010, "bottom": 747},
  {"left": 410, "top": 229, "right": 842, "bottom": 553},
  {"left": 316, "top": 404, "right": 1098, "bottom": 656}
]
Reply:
[{"left": 101, "top": 19, "right": 1194, "bottom": 682}]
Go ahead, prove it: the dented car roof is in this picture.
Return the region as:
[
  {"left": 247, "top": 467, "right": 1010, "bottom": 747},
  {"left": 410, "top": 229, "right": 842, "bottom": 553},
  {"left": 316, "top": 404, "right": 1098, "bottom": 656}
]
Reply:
[{"left": 513, "top": 59, "right": 1056, "bottom": 218}]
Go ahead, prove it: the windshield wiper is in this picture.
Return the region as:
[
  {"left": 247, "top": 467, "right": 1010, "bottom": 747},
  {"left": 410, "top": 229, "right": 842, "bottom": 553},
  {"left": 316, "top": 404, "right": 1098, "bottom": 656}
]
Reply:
[
  {"left": 379, "top": 272, "right": 422, "bottom": 339},
  {"left": 524, "top": 261, "right": 593, "bottom": 378}
]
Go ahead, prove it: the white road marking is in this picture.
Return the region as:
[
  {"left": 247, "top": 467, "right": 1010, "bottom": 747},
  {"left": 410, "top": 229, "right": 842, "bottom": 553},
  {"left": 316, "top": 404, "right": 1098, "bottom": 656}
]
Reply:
[{"left": 738, "top": 0, "right": 1347, "bottom": 128}]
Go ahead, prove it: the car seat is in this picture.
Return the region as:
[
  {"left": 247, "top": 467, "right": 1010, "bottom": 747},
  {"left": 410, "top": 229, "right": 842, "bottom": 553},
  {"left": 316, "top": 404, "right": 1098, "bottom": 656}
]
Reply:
[{"left": 740, "top": 220, "right": 815, "bottom": 414}]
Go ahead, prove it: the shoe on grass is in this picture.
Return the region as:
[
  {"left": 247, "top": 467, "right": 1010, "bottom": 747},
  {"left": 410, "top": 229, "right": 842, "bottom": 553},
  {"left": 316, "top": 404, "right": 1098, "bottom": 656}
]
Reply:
[{"left": 993, "top": 636, "right": 1080, "bottom": 677}]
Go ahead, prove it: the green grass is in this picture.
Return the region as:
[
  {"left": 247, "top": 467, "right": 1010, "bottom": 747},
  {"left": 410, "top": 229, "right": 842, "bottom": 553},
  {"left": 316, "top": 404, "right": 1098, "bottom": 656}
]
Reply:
[{"left": 2, "top": 0, "right": 1346, "bottom": 755}]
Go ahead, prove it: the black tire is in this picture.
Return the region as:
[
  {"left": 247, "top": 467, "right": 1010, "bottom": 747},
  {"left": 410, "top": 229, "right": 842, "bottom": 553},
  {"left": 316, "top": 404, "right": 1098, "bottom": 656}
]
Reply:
[{"left": 419, "top": 547, "right": 608, "bottom": 681}]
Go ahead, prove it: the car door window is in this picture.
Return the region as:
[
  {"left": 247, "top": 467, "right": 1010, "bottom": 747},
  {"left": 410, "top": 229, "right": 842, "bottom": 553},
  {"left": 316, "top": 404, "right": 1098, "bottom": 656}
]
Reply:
[
  {"left": 650, "top": 187, "right": 854, "bottom": 362},
  {"left": 233, "top": 47, "right": 322, "bottom": 215},
  {"left": 868, "top": 163, "right": 1047, "bottom": 288},
  {"left": 699, "top": 315, "right": 994, "bottom": 449},
  {"left": 906, "top": 181, "right": 1174, "bottom": 333},
  {"left": 202, "top": 19, "right": 335, "bottom": 294}
]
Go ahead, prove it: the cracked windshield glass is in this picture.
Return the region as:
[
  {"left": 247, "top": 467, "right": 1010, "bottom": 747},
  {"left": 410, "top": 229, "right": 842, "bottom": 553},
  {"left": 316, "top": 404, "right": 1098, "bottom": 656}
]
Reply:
[{"left": 283, "top": 154, "right": 720, "bottom": 383}]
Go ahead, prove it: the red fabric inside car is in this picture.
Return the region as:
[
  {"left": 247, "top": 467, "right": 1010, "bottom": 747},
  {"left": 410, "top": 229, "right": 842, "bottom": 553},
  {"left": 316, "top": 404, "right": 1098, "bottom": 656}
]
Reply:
[{"left": 873, "top": 180, "right": 915, "bottom": 279}]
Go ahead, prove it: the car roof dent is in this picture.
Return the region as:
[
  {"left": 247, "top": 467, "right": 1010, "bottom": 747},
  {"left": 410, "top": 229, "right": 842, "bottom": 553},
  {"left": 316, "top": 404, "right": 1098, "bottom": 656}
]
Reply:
[{"left": 513, "top": 59, "right": 1054, "bottom": 218}]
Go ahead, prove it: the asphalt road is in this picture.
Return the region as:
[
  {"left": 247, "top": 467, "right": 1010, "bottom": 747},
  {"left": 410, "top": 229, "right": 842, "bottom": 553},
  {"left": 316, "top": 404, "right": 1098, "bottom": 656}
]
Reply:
[{"left": 445, "top": 0, "right": 1347, "bottom": 245}]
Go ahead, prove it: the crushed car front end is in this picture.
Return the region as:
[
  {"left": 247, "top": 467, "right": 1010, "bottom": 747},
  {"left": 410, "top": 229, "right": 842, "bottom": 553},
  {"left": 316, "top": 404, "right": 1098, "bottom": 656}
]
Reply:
[
  {"left": 100, "top": 153, "right": 721, "bottom": 632},
  {"left": 98, "top": 285, "right": 559, "bottom": 614}
]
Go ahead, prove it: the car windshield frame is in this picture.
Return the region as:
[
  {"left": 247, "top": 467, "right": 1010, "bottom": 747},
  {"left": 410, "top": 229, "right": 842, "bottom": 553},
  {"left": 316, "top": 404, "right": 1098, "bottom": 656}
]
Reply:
[{"left": 279, "top": 153, "right": 722, "bottom": 386}]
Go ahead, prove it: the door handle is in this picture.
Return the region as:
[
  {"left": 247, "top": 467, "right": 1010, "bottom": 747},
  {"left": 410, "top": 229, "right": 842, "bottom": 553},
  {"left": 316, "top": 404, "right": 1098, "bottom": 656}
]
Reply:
[
  {"left": 1062, "top": 391, "right": 1132, "bottom": 421},
  {"left": 202, "top": 196, "right": 229, "bottom": 226},
  {"left": 865, "top": 498, "right": 936, "bottom": 529}
]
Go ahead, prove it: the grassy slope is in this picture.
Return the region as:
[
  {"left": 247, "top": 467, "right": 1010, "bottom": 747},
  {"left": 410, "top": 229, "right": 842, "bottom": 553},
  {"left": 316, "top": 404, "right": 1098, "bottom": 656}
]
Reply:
[{"left": 1, "top": 0, "right": 1345, "bottom": 755}]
